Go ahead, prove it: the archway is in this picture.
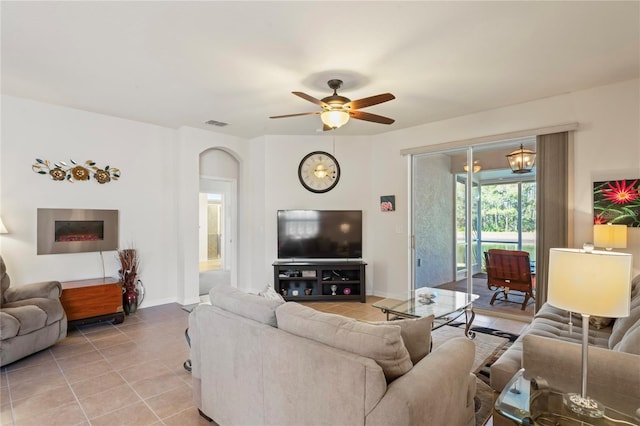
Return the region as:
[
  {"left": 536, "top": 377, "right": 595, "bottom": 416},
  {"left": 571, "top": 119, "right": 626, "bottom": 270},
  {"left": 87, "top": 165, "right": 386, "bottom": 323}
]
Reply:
[{"left": 198, "top": 148, "right": 240, "bottom": 296}]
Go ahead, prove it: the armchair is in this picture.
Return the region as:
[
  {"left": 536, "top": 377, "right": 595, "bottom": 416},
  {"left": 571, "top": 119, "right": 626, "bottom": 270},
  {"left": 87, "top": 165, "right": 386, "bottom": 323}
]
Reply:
[
  {"left": 0, "top": 255, "right": 67, "bottom": 366},
  {"left": 484, "top": 249, "right": 535, "bottom": 310}
]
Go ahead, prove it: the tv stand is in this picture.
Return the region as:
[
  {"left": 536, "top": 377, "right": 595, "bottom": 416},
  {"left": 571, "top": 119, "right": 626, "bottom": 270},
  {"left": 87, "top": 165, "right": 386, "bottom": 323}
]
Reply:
[{"left": 273, "top": 260, "right": 366, "bottom": 303}]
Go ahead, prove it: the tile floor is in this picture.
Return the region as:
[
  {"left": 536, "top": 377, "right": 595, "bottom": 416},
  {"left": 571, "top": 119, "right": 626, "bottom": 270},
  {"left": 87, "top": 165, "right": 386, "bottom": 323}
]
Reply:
[{"left": 0, "top": 298, "right": 529, "bottom": 426}]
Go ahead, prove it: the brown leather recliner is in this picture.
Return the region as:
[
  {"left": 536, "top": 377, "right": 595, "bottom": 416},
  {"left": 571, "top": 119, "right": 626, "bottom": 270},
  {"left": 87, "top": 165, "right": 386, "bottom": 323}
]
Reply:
[
  {"left": 0, "top": 255, "right": 67, "bottom": 366},
  {"left": 484, "top": 249, "right": 535, "bottom": 310}
]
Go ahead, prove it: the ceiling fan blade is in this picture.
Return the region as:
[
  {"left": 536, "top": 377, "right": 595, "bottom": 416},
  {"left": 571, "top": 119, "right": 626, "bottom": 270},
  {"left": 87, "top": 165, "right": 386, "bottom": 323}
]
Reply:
[
  {"left": 346, "top": 93, "right": 395, "bottom": 110},
  {"left": 270, "top": 111, "right": 320, "bottom": 119},
  {"left": 292, "top": 92, "right": 329, "bottom": 108},
  {"left": 350, "top": 110, "right": 395, "bottom": 125}
]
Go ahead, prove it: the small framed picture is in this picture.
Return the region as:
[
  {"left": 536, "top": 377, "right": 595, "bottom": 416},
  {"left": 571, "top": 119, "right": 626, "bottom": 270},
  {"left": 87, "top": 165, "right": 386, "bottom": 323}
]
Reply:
[{"left": 380, "top": 195, "right": 395, "bottom": 212}]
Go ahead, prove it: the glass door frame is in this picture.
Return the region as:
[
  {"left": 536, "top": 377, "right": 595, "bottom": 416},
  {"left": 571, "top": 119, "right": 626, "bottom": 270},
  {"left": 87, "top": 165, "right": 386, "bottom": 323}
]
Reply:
[
  {"left": 455, "top": 173, "right": 481, "bottom": 282},
  {"left": 409, "top": 146, "right": 478, "bottom": 298}
]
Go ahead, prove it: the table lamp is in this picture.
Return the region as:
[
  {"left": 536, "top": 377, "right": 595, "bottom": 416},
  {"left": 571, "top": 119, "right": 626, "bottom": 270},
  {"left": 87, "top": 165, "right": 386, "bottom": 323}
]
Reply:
[
  {"left": 593, "top": 224, "right": 627, "bottom": 250},
  {"left": 547, "top": 248, "right": 632, "bottom": 417}
]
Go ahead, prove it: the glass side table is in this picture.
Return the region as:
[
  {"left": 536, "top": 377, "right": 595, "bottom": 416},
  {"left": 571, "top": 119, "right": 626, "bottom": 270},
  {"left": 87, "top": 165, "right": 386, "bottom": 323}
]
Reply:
[{"left": 495, "top": 369, "right": 639, "bottom": 426}]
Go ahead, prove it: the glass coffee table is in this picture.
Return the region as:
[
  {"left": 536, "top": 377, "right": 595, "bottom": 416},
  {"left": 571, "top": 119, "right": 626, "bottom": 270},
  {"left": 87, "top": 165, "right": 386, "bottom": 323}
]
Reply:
[
  {"left": 496, "top": 369, "right": 639, "bottom": 425},
  {"left": 372, "top": 288, "right": 479, "bottom": 339}
]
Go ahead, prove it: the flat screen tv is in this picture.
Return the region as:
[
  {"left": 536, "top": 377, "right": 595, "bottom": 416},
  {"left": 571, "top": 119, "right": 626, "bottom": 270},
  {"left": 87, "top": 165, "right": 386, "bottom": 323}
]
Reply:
[{"left": 277, "top": 210, "right": 362, "bottom": 259}]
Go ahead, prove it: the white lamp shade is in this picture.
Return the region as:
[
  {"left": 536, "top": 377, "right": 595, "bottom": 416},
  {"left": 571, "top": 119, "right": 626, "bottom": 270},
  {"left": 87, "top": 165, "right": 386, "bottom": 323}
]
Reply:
[
  {"left": 0, "top": 217, "right": 7, "bottom": 234},
  {"left": 593, "top": 224, "right": 627, "bottom": 249},
  {"left": 547, "top": 248, "right": 632, "bottom": 318},
  {"left": 320, "top": 110, "right": 349, "bottom": 129}
]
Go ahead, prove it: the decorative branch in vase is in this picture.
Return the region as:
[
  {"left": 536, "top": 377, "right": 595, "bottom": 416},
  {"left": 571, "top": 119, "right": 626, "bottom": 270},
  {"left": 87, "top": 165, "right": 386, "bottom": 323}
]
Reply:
[{"left": 117, "top": 248, "right": 144, "bottom": 314}]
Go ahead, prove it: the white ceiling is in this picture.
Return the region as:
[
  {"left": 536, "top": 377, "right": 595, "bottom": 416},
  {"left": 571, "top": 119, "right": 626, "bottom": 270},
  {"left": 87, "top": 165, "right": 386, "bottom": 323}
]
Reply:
[{"left": 2, "top": 1, "right": 638, "bottom": 139}]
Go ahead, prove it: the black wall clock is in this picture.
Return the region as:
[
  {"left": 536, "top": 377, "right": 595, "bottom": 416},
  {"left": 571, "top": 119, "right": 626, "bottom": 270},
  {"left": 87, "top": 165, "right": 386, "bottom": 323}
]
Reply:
[{"left": 298, "top": 151, "right": 340, "bottom": 193}]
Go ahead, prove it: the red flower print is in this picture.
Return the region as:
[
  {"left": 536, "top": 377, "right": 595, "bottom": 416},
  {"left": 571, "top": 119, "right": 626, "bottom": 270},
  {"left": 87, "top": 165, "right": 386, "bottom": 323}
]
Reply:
[
  {"left": 601, "top": 180, "right": 639, "bottom": 205},
  {"left": 594, "top": 214, "right": 607, "bottom": 225}
]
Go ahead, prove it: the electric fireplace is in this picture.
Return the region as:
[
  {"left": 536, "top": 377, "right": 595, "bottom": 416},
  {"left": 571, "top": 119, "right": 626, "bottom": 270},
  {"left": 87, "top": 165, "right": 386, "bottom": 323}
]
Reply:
[{"left": 37, "top": 208, "right": 118, "bottom": 255}]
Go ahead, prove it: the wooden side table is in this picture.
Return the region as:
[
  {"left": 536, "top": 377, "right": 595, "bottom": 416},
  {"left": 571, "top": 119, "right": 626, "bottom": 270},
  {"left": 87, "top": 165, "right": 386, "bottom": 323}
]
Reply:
[{"left": 60, "top": 277, "right": 125, "bottom": 327}]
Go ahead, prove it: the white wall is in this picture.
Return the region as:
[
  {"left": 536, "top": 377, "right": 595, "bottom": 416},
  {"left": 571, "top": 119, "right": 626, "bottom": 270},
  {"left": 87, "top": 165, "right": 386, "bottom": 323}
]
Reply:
[
  {"left": 175, "top": 126, "right": 248, "bottom": 303},
  {"left": 259, "top": 135, "right": 375, "bottom": 293},
  {"left": 2, "top": 78, "right": 638, "bottom": 307},
  {"left": 368, "top": 78, "right": 640, "bottom": 298},
  {"left": 0, "top": 95, "right": 178, "bottom": 307}
]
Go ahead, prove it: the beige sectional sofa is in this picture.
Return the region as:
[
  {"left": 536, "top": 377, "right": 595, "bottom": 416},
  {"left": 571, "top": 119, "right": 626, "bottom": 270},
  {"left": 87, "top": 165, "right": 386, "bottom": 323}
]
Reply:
[
  {"left": 189, "top": 285, "right": 478, "bottom": 426},
  {"left": 490, "top": 272, "right": 640, "bottom": 418}
]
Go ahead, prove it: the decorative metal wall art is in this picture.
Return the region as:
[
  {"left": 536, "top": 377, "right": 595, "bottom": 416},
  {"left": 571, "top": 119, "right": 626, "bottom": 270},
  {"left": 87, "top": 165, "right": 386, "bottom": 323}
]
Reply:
[{"left": 32, "top": 159, "right": 121, "bottom": 184}]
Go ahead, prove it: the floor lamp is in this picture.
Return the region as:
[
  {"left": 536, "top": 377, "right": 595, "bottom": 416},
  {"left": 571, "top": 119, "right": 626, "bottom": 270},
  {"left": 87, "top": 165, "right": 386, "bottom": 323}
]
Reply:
[{"left": 547, "top": 247, "right": 632, "bottom": 417}]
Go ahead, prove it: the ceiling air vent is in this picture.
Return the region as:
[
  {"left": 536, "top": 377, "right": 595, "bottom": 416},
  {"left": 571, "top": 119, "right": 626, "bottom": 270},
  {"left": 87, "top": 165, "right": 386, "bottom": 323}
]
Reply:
[{"left": 204, "top": 119, "right": 229, "bottom": 127}]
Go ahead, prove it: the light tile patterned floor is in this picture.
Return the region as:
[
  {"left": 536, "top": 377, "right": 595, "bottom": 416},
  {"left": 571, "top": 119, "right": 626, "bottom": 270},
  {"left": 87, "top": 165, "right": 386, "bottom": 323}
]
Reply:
[
  {"left": 0, "top": 304, "right": 208, "bottom": 426},
  {"left": 0, "top": 298, "right": 528, "bottom": 425}
]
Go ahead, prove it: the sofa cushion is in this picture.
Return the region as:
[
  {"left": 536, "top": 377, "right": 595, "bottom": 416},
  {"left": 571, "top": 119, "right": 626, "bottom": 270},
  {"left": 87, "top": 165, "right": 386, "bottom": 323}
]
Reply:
[
  {"left": 3, "top": 298, "right": 65, "bottom": 325},
  {"left": 613, "top": 321, "right": 640, "bottom": 354},
  {"left": 0, "top": 312, "right": 20, "bottom": 339},
  {"left": 276, "top": 302, "right": 413, "bottom": 381},
  {"left": 210, "top": 285, "right": 284, "bottom": 327},
  {"left": 370, "top": 315, "right": 434, "bottom": 365},
  {"left": 1, "top": 305, "right": 47, "bottom": 335},
  {"left": 609, "top": 287, "right": 640, "bottom": 349}
]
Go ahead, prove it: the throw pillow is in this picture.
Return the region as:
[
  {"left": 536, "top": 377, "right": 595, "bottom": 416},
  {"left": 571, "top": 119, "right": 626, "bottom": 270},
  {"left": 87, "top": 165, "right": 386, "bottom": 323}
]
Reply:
[
  {"left": 570, "top": 311, "right": 613, "bottom": 329},
  {"left": 258, "top": 285, "right": 285, "bottom": 302},
  {"left": 276, "top": 302, "right": 413, "bottom": 382},
  {"left": 367, "top": 315, "right": 434, "bottom": 365},
  {"left": 589, "top": 316, "right": 614, "bottom": 329},
  {"left": 210, "top": 284, "right": 284, "bottom": 327}
]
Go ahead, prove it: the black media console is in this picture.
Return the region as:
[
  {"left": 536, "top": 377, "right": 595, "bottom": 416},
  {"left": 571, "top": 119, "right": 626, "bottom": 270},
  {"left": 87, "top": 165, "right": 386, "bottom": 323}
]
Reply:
[{"left": 273, "top": 260, "right": 366, "bottom": 303}]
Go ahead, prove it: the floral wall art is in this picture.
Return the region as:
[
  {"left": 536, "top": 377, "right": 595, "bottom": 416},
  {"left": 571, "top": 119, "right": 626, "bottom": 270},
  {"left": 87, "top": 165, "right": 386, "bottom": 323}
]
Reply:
[
  {"left": 32, "top": 159, "right": 120, "bottom": 184},
  {"left": 593, "top": 179, "right": 640, "bottom": 227},
  {"left": 380, "top": 195, "right": 395, "bottom": 212}
]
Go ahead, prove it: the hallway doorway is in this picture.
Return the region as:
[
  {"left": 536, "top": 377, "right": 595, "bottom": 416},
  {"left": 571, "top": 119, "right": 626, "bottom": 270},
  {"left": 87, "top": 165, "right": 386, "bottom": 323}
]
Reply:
[
  {"left": 199, "top": 148, "right": 238, "bottom": 295},
  {"left": 199, "top": 192, "right": 223, "bottom": 272}
]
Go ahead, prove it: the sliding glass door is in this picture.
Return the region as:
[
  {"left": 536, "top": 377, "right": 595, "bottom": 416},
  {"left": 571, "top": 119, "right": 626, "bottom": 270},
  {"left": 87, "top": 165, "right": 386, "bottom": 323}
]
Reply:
[
  {"left": 410, "top": 139, "right": 537, "bottom": 306},
  {"left": 455, "top": 174, "right": 480, "bottom": 281},
  {"left": 411, "top": 147, "right": 478, "bottom": 295}
]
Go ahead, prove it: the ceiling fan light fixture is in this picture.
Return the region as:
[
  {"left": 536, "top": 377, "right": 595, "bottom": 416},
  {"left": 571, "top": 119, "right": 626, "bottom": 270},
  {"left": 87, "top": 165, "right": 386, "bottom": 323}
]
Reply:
[
  {"left": 507, "top": 144, "right": 536, "bottom": 174},
  {"left": 270, "top": 79, "right": 394, "bottom": 129},
  {"left": 320, "top": 110, "right": 350, "bottom": 129}
]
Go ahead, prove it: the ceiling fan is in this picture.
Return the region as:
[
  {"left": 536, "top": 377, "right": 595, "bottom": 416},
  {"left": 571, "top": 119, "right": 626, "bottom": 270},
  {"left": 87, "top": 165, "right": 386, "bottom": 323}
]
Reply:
[{"left": 270, "top": 79, "right": 395, "bottom": 130}]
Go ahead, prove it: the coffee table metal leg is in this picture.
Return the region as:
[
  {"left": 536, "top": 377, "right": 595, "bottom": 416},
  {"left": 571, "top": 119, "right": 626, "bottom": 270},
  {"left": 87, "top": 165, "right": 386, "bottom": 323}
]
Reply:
[{"left": 464, "top": 307, "right": 476, "bottom": 339}]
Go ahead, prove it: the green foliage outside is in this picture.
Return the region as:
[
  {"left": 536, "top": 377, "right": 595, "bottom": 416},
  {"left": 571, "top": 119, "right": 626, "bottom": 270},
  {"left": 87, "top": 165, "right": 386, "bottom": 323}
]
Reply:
[
  {"left": 455, "top": 180, "right": 536, "bottom": 271},
  {"left": 479, "top": 182, "right": 536, "bottom": 233}
]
